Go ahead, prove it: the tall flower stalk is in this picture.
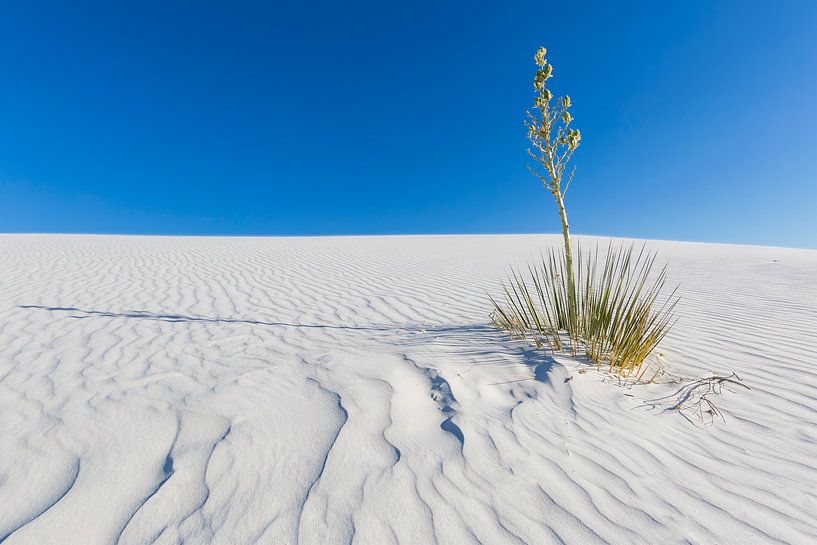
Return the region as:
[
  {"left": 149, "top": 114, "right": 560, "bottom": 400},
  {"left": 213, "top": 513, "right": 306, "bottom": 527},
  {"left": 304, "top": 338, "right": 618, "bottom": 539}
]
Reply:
[{"left": 526, "top": 47, "right": 582, "bottom": 347}]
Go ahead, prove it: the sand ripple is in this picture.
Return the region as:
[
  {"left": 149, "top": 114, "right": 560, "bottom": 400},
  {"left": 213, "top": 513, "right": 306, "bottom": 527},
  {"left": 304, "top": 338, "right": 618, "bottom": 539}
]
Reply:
[{"left": 1, "top": 234, "right": 815, "bottom": 544}]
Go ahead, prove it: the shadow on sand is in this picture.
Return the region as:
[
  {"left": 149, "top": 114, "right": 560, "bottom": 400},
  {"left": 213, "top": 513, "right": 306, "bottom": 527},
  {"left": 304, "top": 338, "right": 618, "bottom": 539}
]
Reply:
[
  {"left": 18, "top": 305, "right": 561, "bottom": 385},
  {"left": 396, "top": 323, "right": 560, "bottom": 386},
  {"left": 17, "top": 305, "right": 394, "bottom": 332}
]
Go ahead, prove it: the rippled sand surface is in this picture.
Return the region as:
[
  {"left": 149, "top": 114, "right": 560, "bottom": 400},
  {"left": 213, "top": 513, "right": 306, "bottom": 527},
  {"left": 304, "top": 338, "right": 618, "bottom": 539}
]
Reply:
[{"left": 1, "top": 234, "right": 815, "bottom": 545}]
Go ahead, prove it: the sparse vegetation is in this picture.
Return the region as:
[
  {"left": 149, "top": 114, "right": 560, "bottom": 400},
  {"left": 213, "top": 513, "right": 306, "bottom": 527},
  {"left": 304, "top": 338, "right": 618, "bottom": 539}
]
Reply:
[
  {"left": 490, "top": 243, "right": 679, "bottom": 379},
  {"left": 491, "top": 47, "right": 679, "bottom": 379}
]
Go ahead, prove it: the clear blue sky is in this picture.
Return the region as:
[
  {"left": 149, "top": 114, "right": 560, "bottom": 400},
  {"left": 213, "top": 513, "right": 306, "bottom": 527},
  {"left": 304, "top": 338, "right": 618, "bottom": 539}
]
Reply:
[{"left": 1, "top": 1, "right": 815, "bottom": 248}]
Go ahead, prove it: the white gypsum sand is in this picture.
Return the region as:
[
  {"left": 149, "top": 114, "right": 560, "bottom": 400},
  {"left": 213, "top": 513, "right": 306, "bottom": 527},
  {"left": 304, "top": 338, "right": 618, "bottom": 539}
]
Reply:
[{"left": 0, "top": 234, "right": 815, "bottom": 545}]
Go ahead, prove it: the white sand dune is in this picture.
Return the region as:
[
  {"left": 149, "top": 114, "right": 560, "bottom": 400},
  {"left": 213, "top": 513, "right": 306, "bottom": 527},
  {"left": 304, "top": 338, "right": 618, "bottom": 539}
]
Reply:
[{"left": 1, "top": 234, "right": 815, "bottom": 545}]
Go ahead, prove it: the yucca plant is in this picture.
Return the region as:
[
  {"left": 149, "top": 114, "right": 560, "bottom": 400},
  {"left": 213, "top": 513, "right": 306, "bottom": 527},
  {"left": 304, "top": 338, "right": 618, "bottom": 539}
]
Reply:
[
  {"left": 496, "top": 47, "right": 678, "bottom": 379},
  {"left": 491, "top": 243, "right": 678, "bottom": 380}
]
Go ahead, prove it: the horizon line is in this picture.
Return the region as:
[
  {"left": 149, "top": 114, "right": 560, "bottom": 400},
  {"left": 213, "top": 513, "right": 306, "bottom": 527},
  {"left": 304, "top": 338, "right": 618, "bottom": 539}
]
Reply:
[{"left": 0, "top": 231, "right": 813, "bottom": 252}]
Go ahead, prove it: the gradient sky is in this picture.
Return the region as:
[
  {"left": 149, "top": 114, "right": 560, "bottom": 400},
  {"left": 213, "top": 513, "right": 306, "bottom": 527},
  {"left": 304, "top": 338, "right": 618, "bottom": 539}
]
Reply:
[{"left": 1, "top": 1, "right": 815, "bottom": 248}]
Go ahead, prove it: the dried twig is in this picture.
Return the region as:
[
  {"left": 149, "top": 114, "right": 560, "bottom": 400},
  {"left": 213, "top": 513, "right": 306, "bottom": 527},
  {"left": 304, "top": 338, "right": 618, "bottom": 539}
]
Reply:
[{"left": 644, "top": 372, "right": 750, "bottom": 424}]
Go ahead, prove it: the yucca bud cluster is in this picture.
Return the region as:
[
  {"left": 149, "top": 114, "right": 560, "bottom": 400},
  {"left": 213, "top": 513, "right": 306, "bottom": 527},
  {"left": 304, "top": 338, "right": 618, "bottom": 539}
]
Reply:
[
  {"left": 567, "top": 128, "right": 581, "bottom": 150},
  {"left": 528, "top": 46, "right": 582, "bottom": 171},
  {"left": 533, "top": 47, "right": 553, "bottom": 91},
  {"left": 535, "top": 91, "right": 551, "bottom": 109},
  {"left": 534, "top": 67, "right": 552, "bottom": 90},
  {"left": 534, "top": 47, "right": 547, "bottom": 67}
]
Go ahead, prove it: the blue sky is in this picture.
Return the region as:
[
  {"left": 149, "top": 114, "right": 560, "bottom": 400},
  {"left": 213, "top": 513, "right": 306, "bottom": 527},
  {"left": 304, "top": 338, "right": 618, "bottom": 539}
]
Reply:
[{"left": 1, "top": 1, "right": 815, "bottom": 248}]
